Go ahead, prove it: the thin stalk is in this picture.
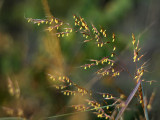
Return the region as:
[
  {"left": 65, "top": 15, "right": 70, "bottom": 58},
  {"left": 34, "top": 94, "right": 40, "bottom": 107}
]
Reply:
[
  {"left": 141, "top": 82, "right": 149, "bottom": 120},
  {"left": 46, "top": 104, "right": 116, "bottom": 119},
  {"left": 115, "top": 80, "right": 141, "bottom": 120}
]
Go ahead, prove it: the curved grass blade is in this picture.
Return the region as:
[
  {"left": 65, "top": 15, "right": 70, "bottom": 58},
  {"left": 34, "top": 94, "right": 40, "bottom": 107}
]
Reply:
[{"left": 46, "top": 104, "right": 115, "bottom": 120}]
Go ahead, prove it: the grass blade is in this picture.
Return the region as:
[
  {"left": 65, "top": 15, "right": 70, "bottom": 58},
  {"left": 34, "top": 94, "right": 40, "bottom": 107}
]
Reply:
[{"left": 115, "top": 80, "right": 141, "bottom": 120}]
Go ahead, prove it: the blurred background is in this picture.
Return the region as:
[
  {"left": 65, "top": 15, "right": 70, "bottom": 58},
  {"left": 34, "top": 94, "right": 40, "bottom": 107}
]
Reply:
[{"left": 0, "top": 0, "right": 160, "bottom": 119}]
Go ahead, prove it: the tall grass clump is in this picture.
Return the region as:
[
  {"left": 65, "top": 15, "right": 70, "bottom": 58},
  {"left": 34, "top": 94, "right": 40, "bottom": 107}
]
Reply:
[
  {"left": 24, "top": 12, "right": 156, "bottom": 120},
  {"left": 1, "top": 2, "right": 156, "bottom": 120}
]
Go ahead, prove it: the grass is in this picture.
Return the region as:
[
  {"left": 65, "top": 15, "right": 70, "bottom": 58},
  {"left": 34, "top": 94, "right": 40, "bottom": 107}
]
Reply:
[
  {"left": 25, "top": 13, "right": 152, "bottom": 120},
  {"left": 1, "top": 1, "right": 156, "bottom": 120}
]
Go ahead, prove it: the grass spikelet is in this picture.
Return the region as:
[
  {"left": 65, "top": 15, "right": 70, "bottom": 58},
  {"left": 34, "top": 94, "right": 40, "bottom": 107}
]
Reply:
[{"left": 7, "top": 77, "right": 14, "bottom": 96}]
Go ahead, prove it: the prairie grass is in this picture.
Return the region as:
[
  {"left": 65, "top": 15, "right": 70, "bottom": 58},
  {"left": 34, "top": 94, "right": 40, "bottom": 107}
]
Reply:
[
  {"left": 0, "top": 1, "right": 157, "bottom": 120},
  {"left": 25, "top": 11, "right": 154, "bottom": 120}
]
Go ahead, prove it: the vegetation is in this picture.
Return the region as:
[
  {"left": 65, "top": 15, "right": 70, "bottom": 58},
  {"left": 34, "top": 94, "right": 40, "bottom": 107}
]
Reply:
[{"left": 0, "top": 0, "right": 158, "bottom": 120}]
